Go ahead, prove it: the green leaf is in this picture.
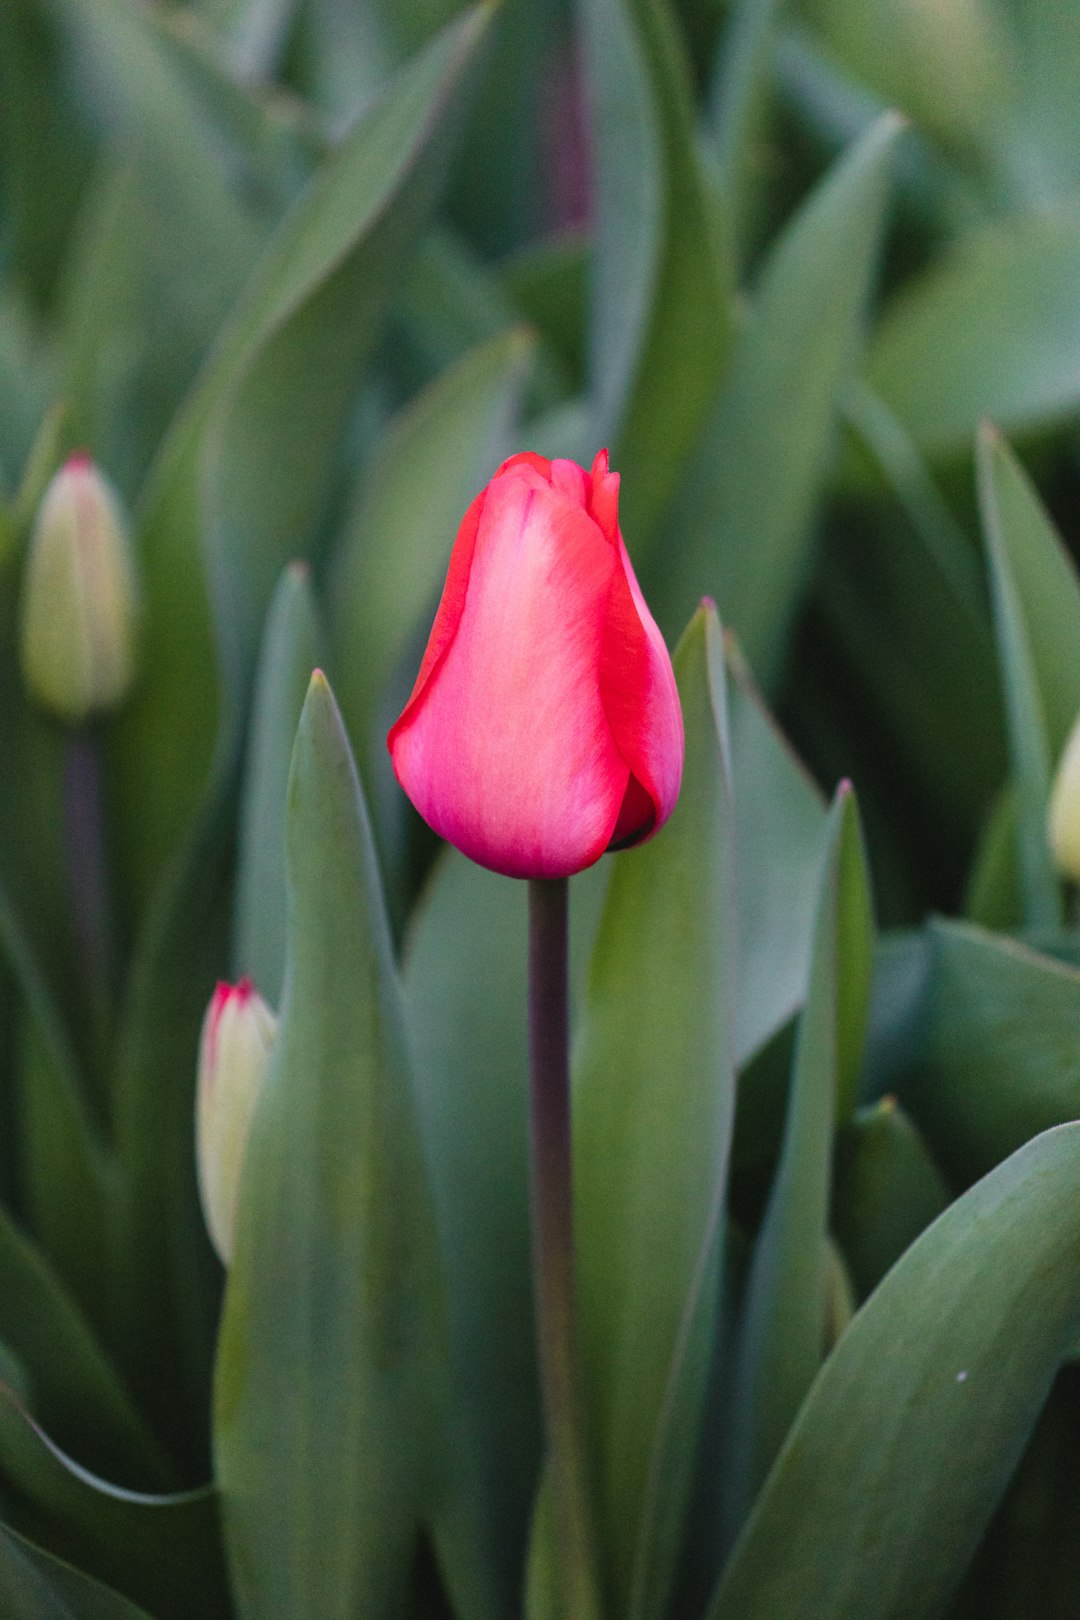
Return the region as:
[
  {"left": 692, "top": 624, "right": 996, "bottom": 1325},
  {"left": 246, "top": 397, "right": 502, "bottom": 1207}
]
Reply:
[
  {"left": 574, "top": 601, "right": 736, "bottom": 1620},
  {"left": 655, "top": 113, "right": 901, "bottom": 677},
  {"left": 403, "top": 846, "right": 607, "bottom": 1620},
  {"left": 726, "top": 634, "right": 827, "bottom": 1066},
  {"left": 833, "top": 1096, "right": 951, "bottom": 1301},
  {"left": 0, "top": 1204, "right": 166, "bottom": 1489},
  {"left": 109, "top": 4, "right": 491, "bottom": 919},
  {"left": 0, "top": 1387, "right": 227, "bottom": 1619},
  {"left": 723, "top": 784, "right": 874, "bottom": 1538},
  {"left": 708, "top": 1122, "right": 1080, "bottom": 1620},
  {"left": 578, "top": 0, "right": 734, "bottom": 545},
  {"left": 0, "top": 1523, "right": 153, "bottom": 1620},
  {"left": 707, "top": 0, "right": 784, "bottom": 269},
  {"left": 214, "top": 673, "right": 444, "bottom": 1620},
  {"left": 866, "top": 208, "right": 1080, "bottom": 457},
  {"left": 329, "top": 327, "right": 536, "bottom": 755},
  {"left": 900, "top": 919, "right": 1080, "bottom": 1186},
  {"left": 977, "top": 425, "right": 1080, "bottom": 927},
  {"left": 233, "top": 563, "right": 319, "bottom": 1005}
]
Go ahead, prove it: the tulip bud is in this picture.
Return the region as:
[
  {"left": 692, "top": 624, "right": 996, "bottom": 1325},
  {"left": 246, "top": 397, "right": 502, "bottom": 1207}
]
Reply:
[
  {"left": 19, "top": 453, "right": 139, "bottom": 724},
  {"left": 196, "top": 979, "right": 277, "bottom": 1266},
  {"left": 387, "top": 450, "right": 684, "bottom": 879},
  {"left": 1048, "top": 713, "right": 1080, "bottom": 881}
]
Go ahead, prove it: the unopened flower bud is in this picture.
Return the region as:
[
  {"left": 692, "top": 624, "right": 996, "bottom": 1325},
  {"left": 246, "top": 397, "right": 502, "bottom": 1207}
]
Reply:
[
  {"left": 1049, "top": 713, "right": 1080, "bottom": 882},
  {"left": 19, "top": 454, "right": 139, "bottom": 724},
  {"left": 196, "top": 979, "right": 277, "bottom": 1265}
]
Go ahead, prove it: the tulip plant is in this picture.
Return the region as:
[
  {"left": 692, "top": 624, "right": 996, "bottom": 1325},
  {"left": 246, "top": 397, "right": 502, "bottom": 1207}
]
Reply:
[{"left": 6, "top": 1, "right": 1080, "bottom": 1618}]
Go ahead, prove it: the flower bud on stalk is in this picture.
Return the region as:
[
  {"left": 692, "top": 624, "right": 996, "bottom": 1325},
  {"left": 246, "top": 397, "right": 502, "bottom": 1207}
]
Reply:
[
  {"left": 19, "top": 454, "right": 139, "bottom": 724},
  {"left": 387, "top": 449, "right": 683, "bottom": 879},
  {"left": 196, "top": 980, "right": 278, "bottom": 1266},
  {"left": 1049, "top": 713, "right": 1080, "bottom": 883}
]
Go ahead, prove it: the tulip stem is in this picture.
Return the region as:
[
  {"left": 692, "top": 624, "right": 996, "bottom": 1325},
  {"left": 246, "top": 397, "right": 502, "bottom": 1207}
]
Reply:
[
  {"left": 528, "top": 876, "right": 602, "bottom": 1620},
  {"left": 64, "top": 730, "right": 114, "bottom": 1073}
]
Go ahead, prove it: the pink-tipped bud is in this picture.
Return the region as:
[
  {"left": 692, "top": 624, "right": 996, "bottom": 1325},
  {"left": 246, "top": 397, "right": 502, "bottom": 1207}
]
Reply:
[
  {"left": 18, "top": 454, "right": 139, "bottom": 723},
  {"left": 196, "top": 979, "right": 278, "bottom": 1265}
]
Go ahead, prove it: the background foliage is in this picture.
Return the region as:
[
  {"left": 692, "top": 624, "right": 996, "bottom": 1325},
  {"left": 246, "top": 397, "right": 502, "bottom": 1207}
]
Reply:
[{"left": 3, "top": 0, "right": 1080, "bottom": 1615}]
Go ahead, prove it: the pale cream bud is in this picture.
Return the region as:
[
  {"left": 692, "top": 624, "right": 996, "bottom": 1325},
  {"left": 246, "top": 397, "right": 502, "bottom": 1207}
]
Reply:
[
  {"left": 1048, "top": 713, "right": 1080, "bottom": 883},
  {"left": 19, "top": 454, "right": 139, "bottom": 724},
  {"left": 196, "top": 979, "right": 278, "bottom": 1266}
]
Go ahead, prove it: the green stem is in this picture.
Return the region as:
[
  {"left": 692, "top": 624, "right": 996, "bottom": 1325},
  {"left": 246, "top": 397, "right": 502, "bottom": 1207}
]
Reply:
[
  {"left": 64, "top": 729, "right": 114, "bottom": 1078},
  {"left": 528, "top": 876, "right": 603, "bottom": 1620}
]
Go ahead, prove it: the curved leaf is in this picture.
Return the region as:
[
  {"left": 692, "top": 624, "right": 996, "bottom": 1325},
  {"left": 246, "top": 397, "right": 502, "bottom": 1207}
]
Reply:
[
  {"left": 709, "top": 1122, "right": 1080, "bottom": 1620},
  {"left": 233, "top": 562, "right": 320, "bottom": 1004},
  {"left": 574, "top": 601, "right": 736, "bottom": 1620},
  {"left": 656, "top": 112, "right": 901, "bottom": 677},
  {"left": 214, "top": 673, "right": 444, "bottom": 1620},
  {"left": 723, "top": 784, "right": 874, "bottom": 1539},
  {"left": 0, "top": 1523, "right": 153, "bottom": 1620}
]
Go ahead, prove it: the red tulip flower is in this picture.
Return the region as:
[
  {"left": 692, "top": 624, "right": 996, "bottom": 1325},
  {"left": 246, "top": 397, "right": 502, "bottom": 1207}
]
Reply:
[{"left": 387, "top": 450, "right": 684, "bottom": 879}]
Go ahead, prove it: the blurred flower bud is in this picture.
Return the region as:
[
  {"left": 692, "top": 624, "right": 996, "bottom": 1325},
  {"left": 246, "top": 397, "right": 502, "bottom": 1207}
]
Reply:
[
  {"left": 1049, "top": 714, "right": 1080, "bottom": 882},
  {"left": 196, "top": 979, "right": 277, "bottom": 1266},
  {"left": 19, "top": 453, "right": 139, "bottom": 724}
]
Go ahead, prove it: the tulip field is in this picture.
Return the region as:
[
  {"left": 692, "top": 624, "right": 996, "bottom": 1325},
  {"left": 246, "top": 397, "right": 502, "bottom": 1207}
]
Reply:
[{"left": 5, "top": 0, "right": 1080, "bottom": 1616}]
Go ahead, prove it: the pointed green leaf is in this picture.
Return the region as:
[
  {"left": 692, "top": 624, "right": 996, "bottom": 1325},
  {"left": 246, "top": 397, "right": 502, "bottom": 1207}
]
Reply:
[
  {"left": 233, "top": 563, "right": 319, "bottom": 1004},
  {"left": 977, "top": 425, "right": 1080, "bottom": 927},
  {"left": 214, "top": 673, "right": 444, "bottom": 1620},
  {"left": 578, "top": 0, "right": 734, "bottom": 544},
  {"left": 403, "top": 851, "right": 607, "bottom": 1620},
  {"left": 0, "top": 1388, "right": 227, "bottom": 1619},
  {"left": 109, "top": 5, "right": 491, "bottom": 917},
  {"left": 574, "top": 601, "right": 736, "bottom": 1620},
  {"left": 709, "top": 1122, "right": 1080, "bottom": 1620},
  {"left": 726, "top": 635, "right": 827, "bottom": 1066},
  {"left": 900, "top": 920, "right": 1080, "bottom": 1185},
  {"left": 724, "top": 785, "right": 874, "bottom": 1536},
  {"left": 656, "top": 113, "right": 901, "bottom": 676},
  {"left": 0, "top": 1524, "right": 153, "bottom": 1620},
  {"left": 0, "top": 1204, "right": 166, "bottom": 1489},
  {"left": 833, "top": 1096, "right": 950, "bottom": 1300},
  {"left": 707, "top": 0, "right": 784, "bottom": 268},
  {"left": 866, "top": 209, "right": 1080, "bottom": 456},
  {"left": 330, "top": 327, "right": 536, "bottom": 754}
]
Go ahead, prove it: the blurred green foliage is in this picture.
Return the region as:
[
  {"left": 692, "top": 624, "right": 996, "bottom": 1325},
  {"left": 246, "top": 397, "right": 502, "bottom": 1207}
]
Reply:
[{"left": 4, "top": 0, "right": 1080, "bottom": 1616}]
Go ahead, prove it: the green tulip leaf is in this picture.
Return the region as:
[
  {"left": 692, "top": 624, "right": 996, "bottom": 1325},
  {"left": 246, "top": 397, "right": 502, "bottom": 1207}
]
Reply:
[
  {"left": 110, "top": 3, "right": 491, "bottom": 919},
  {"left": 0, "top": 1203, "right": 166, "bottom": 1490},
  {"left": 403, "top": 850, "right": 607, "bottom": 1620},
  {"left": 233, "top": 562, "right": 319, "bottom": 1005},
  {"left": 708, "top": 1121, "right": 1080, "bottom": 1620},
  {"left": 214, "top": 672, "right": 444, "bottom": 1620},
  {"left": 977, "top": 424, "right": 1080, "bottom": 927},
  {"left": 0, "top": 1386, "right": 227, "bottom": 1620},
  {"left": 866, "top": 208, "right": 1080, "bottom": 457},
  {"left": 656, "top": 112, "right": 901, "bottom": 678},
  {"left": 723, "top": 784, "right": 874, "bottom": 1539},
  {"left": 833, "top": 1096, "right": 951, "bottom": 1301},
  {"left": 330, "top": 325, "right": 537, "bottom": 755},
  {"left": 899, "top": 919, "right": 1080, "bottom": 1186},
  {"left": 0, "top": 1523, "right": 154, "bottom": 1620},
  {"left": 707, "top": 0, "right": 784, "bottom": 269},
  {"left": 726, "top": 634, "right": 827, "bottom": 1066},
  {"left": 578, "top": 0, "right": 734, "bottom": 545},
  {"left": 574, "top": 601, "right": 736, "bottom": 1620}
]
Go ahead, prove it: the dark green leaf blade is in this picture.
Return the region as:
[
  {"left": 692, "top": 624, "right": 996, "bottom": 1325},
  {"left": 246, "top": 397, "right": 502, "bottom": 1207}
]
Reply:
[
  {"left": 574, "top": 601, "right": 736, "bottom": 1620},
  {"left": 233, "top": 562, "right": 319, "bottom": 1004},
  {"left": 977, "top": 424, "right": 1080, "bottom": 927},
  {"left": 655, "top": 113, "right": 901, "bottom": 677},
  {"left": 0, "top": 1523, "right": 153, "bottom": 1620},
  {"left": 708, "top": 1122, "right": 1080, "bottom": 1620},
  {"left": 214, "top": 673, "right": 444, "bottom": 1620},
  {"left": 723, "top": 784, "right": 874, "bottom": 1538}
]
